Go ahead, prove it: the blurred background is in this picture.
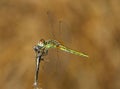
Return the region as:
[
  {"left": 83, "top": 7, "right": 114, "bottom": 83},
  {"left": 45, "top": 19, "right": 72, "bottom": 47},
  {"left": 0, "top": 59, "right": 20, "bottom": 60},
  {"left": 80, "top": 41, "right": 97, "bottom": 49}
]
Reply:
[{"left": 0, "top": 0, "right": 120, "bottom": 89}]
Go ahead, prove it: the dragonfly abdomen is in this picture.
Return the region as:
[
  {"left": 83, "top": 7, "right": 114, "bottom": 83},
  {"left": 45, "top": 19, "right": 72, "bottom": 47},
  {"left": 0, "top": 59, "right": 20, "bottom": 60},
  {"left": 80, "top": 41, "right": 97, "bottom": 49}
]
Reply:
[{"left": 58, "top": 45, "right": 89, "bottom": 58}]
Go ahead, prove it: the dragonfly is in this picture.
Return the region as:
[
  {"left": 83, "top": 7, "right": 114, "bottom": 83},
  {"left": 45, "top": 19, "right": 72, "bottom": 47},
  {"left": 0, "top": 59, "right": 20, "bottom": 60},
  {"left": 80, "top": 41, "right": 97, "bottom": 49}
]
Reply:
[
  {"left": 33, "top": 11, "right": 89, "bottom": 89},
  {"left": 33, "top": 39, "right": 89, "bottom": 88}
]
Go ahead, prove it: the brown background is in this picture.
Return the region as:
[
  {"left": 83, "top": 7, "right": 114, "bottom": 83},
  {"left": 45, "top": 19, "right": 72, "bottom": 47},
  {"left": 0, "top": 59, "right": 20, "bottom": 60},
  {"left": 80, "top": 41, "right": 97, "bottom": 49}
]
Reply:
[{"left": 0, "top": 0, "right": 120, "bottom": 89}]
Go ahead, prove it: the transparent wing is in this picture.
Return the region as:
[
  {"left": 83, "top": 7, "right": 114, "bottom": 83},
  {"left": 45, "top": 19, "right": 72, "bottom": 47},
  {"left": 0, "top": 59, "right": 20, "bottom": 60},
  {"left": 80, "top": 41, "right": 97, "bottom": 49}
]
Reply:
[
  {"left": 58, "top": 44, "right": 89, "bottom": 58},
  {"left": 46, "top": 11, "right": 57, "bottom": 39}
]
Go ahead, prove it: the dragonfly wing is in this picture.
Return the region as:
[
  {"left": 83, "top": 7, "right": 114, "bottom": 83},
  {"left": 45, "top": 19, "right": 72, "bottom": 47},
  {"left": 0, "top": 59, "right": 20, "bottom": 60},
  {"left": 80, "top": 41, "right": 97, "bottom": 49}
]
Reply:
[{"left": 58, "top": 45, "right": 89, "bottom": 58}]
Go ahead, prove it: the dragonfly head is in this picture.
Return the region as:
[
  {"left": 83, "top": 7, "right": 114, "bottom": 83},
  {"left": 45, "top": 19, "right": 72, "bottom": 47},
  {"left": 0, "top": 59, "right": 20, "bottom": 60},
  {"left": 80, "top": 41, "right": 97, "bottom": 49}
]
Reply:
[
  {"left": 34, "top": 39, "right": 45, "bottom": 53},
  {"left": 38, "top": 39, "right": 45, "bottom": 47}
]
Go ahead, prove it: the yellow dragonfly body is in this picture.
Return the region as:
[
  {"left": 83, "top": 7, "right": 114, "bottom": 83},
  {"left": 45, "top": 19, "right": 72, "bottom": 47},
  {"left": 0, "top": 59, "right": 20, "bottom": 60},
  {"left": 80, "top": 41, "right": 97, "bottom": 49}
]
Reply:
[{"left": 36, "top": 39, "right": 88, "bottom": 58}]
